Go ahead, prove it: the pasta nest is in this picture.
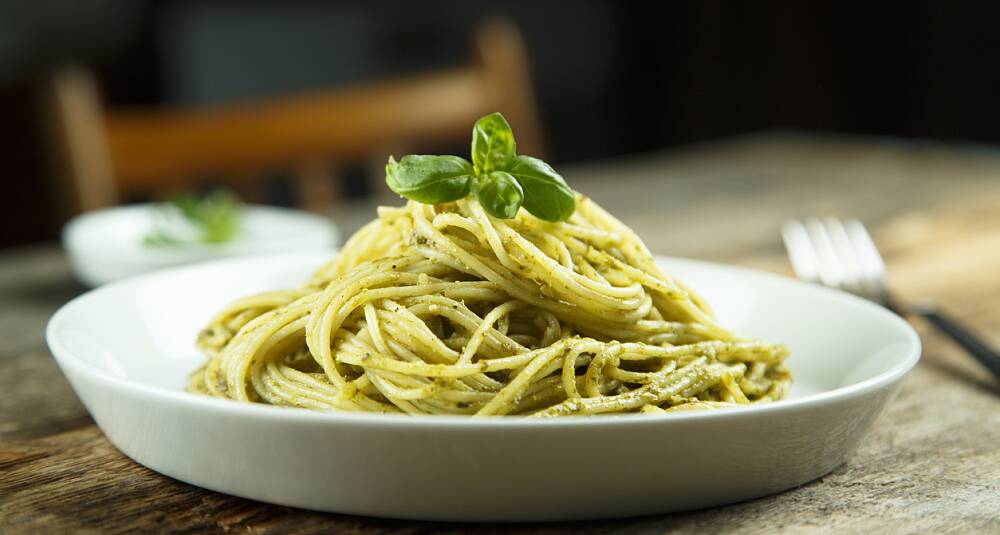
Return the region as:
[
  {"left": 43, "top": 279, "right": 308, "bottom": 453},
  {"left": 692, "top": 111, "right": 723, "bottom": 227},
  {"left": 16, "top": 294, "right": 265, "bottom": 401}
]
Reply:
[{"left": 190, "top": 196, "right": 789, "bottom": 415}]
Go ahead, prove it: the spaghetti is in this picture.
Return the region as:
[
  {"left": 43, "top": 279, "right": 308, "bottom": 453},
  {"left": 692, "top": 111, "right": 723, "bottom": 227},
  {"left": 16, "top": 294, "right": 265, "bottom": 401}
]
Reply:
[{"left": 189, "top": 195, "right": 790, "bottom": 416}]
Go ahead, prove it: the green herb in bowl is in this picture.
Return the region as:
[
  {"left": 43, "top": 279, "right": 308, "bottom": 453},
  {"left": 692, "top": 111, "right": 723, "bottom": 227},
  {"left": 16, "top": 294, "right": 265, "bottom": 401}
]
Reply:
[{"left": 143, "top": 189, "right": 243, "bottom": 247}]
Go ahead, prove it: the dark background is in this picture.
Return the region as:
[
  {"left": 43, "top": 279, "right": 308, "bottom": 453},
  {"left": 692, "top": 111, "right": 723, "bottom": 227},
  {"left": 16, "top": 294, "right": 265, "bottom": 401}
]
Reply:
[{"left": 3, "top": 0, "right": 1000, "bottom": 247}]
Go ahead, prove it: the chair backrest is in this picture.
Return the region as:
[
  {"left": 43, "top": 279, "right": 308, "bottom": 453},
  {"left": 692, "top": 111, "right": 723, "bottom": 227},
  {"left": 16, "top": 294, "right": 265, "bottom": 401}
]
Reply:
[{"left": 47, "top": 19, "right": 544, "bottom": 214}]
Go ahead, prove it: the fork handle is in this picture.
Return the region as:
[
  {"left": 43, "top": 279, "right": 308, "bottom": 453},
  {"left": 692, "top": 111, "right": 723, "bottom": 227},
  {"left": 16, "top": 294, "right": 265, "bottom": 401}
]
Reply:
[{"left": 913, "top": 305, "right": 1000, "bottom": 380}]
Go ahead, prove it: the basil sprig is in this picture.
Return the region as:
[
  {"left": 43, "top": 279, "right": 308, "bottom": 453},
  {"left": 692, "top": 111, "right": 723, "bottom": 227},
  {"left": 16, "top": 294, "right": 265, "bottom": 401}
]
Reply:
[
  {"left": 385, "top": 112, "right": 575, "bottom": 221},
  {"left": 385, "top": 155, "right": 473, "bottom": 204}
]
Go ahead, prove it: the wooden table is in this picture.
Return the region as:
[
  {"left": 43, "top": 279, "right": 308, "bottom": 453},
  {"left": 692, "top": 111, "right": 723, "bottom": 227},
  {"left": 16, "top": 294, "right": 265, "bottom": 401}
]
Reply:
[{"left": 3, "top": 132, "right": 999, "bottom": 533}]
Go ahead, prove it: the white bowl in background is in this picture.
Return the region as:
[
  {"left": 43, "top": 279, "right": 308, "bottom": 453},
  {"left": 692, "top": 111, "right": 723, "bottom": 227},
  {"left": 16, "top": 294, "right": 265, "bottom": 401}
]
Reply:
[
  {"left": 46, "top": 252, "right": 920, "bottom": 521},
  {"left": 62, "top": 204, "right": 339, "bottom": 287}
]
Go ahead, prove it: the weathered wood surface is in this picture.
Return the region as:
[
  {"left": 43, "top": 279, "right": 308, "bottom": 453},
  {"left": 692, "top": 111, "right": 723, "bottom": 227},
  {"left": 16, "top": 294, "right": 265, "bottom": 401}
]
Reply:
[{"left": 2, "top": 132, "right": 999, "bottom": 533}]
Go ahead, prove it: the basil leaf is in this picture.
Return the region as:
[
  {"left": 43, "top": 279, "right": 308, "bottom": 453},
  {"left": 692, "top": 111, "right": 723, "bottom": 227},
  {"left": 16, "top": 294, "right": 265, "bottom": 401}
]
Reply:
[
  {"left": 386, "top": 155, "right": 474, "bottom": 204},
  {"left": 508, "top": 155, "right": 575, "bottom": 222},
  {"left": 471, "top": 112, "right": 515, "bottom": 174},
  {"left": 476, "top": 171, "right": 523, "bottom": 219}
]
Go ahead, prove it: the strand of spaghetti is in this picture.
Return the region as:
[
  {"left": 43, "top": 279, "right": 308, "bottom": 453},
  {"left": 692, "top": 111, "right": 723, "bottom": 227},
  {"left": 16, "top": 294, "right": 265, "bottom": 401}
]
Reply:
[
  {"left": 535, "top": 357, "right": 719, "bottom": 416},
  {"left": 458, "top": 300, "right": 526, "bottom": 364},
  {"left": 477, "top": 342, "right": 567, "bottom": 416},
  {"left": 220, "top": 300, "right": 314, "bottom": 399}
]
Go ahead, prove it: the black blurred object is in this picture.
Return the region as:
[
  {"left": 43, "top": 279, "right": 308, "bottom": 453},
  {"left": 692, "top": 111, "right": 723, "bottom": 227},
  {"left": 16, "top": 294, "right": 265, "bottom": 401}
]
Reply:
[{"left": 4, "top": 0, "right": 1000, "bottom": 247}]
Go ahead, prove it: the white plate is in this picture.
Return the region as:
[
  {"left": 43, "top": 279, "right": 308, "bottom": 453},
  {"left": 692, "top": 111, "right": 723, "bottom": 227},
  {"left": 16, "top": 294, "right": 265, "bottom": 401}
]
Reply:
[
  {"left": 62, "top": 204, "right": 339, "bottom": 287},
  {"left": 46, "top": 252, "right": 920, "bottom": 521}
]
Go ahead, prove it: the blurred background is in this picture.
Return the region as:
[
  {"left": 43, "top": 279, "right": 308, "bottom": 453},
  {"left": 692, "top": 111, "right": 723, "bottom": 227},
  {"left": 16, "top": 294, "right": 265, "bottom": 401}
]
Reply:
[{"left": 4, "top": 0, "right": 1000, "bottom": 248}]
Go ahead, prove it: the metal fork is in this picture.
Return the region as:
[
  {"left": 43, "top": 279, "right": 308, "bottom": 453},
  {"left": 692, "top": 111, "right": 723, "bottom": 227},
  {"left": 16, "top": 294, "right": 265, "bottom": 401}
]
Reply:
[{"left": 782, "top": 217, "right": 1000, "bottom": 381}]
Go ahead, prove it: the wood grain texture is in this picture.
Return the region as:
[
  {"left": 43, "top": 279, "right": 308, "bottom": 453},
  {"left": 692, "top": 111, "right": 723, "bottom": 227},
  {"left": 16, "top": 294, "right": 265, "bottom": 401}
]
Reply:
[{"left": 2, "top": 132, "right": 999, "bottom": 533}]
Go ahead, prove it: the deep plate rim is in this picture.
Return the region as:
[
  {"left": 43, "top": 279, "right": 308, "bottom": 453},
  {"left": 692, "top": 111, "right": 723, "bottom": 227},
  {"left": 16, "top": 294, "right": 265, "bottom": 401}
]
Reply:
[{"left": 46, "top": 250, "right": 922, "bottom": 429}]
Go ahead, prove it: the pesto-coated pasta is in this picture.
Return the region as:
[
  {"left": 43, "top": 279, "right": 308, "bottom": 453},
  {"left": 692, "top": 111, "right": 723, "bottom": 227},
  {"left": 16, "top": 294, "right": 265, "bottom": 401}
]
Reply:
[{"left": 188, "top": 195, "right": 790, "bottom": 415}]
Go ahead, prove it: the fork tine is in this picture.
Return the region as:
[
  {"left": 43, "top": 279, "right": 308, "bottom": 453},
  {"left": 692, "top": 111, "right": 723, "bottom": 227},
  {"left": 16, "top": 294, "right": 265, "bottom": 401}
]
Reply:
[
  {"left": 802, "top": 217, "right": 849, "bottom": 290},
  {"left": 781, "top": 219, "right": 821, "bottom": 282},
  {"left": 843, "top": 219, "right": 889, "bottom": 298},
  {"left": 822, "top": 217, "right": 865, "bottom": 295}
]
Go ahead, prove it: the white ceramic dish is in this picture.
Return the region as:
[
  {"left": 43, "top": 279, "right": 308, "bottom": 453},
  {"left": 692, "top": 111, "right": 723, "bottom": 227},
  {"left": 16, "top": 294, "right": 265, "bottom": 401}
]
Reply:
[
  {"left": 62, "top": 204, "right": 339, "bottom": 287},
  {"left": 46, "top": 252, "right": 920, "bottom": 522}
]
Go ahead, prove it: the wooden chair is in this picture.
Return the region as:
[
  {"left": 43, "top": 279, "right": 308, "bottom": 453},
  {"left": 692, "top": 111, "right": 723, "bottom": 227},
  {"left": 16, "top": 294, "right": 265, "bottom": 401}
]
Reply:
[{"left": 47, "top": 19, "right": 544, "bottom": 215}]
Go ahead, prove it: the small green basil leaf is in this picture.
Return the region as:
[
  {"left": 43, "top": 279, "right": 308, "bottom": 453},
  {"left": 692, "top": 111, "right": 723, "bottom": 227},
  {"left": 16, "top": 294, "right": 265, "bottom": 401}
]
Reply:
[
  {"left": 471, "top": 112, "right": 515, "bottom": 174},
  {"left": 508, "top": 155, "right": 575, "bottom": 221},
  {"left": 386, "top": 155, "right": 474, "bottom": 204},
  {"left": 476, "top": 171, "right": 524, "bottom": 219}
]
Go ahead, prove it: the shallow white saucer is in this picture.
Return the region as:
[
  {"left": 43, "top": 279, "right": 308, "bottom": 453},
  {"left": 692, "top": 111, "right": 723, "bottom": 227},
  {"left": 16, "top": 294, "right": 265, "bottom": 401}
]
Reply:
[
  {"left": 62, "top": 204, "right": 339, "bottom": 287},
  {"left": 46, "top": 252, "right": 920, "bottom": 521}
]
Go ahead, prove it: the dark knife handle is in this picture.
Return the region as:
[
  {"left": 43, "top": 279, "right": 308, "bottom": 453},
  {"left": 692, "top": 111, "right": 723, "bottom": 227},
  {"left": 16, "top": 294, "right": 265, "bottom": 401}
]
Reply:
[{"left": 914, "top": 305, "right": 1000, "bottom": 381}]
